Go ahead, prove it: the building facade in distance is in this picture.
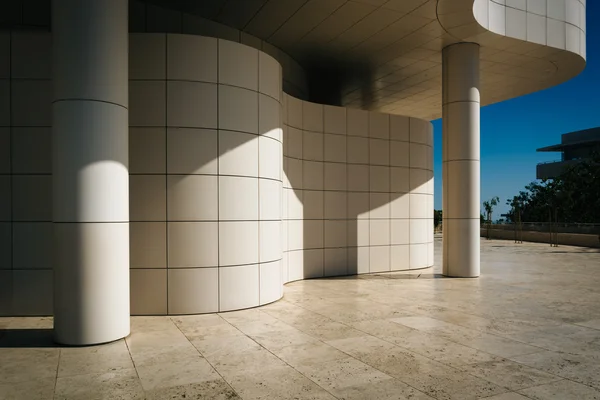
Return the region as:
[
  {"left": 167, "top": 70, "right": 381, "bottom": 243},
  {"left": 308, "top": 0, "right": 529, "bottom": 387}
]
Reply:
[
  {"left": 537, "top": 127, "right": 600, "bottom": 179},
  {"left": 0, "top": 0, "right": 587, "bottom": 345}
]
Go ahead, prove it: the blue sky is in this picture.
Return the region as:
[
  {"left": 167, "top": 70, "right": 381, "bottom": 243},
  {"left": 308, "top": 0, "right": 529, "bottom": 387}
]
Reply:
[{"left": 432, "top": 2, "right": 600, "bottom": 218}]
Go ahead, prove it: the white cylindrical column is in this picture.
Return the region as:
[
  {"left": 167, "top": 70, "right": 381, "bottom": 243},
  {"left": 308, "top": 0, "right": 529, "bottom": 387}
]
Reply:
[
  {"left": 442, "top": 42, "right": 481, "bottom": 278},
  {"left": 52, "top": 0, "right": 130, "bottom": 345}
]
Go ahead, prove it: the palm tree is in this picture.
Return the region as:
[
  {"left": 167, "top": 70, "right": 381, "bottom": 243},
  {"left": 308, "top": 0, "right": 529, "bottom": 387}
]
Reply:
[{"left": 483, "top": 196, "right": 500, "bottom": 240}]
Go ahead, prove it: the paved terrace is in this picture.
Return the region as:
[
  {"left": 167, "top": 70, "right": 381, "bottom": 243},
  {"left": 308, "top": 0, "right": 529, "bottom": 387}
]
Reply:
[{"left": 1, "top": 238, "right": 600, "bottom": 399}]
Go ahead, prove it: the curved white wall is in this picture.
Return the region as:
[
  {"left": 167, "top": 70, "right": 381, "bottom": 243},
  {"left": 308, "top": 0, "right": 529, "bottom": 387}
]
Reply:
[
  {"left": 474, "top": 0, "right": 586, "bottom": 58},
  {"left": 282, "top": 97, "right": 434, "bottom": 282},
  {"left": 128, "top": 34, "right": 284, "bottom": 314},
  {"left": 0, "top": 32, "right": 433, "bottom": 316}
]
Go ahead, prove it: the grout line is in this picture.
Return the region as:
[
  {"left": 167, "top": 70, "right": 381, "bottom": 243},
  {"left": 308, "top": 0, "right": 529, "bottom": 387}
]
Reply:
[
  {"left": 257, "top": 51, "right": 261, "bottom": 306},
  {"left": 216, "top": 39, "right": 220, "bottom": 313},
  {"left": 164, "top": 33, "right": 169, "bottom": 314},
  {"left": 53, "top": 348, "right": 61, "bottom": 396}
]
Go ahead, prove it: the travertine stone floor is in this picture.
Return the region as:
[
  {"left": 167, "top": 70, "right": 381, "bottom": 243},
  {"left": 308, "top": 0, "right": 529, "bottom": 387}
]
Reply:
[{"left": 2, "top": 237, "right": 600, "bottom": 399}]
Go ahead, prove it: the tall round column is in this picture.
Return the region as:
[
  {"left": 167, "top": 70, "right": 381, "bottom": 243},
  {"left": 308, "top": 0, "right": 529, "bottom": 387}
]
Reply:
[
  {"left": 442, "top": 42, "right": 480, "bottom": 278},
  {"left": 52, "top": 0, "right": 130, "bottom": 345}
]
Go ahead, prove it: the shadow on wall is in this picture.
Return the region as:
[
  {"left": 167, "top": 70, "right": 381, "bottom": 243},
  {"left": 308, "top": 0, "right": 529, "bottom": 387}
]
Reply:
[{"left": 281, "top": 96, "right": 434, "bottom": 282}]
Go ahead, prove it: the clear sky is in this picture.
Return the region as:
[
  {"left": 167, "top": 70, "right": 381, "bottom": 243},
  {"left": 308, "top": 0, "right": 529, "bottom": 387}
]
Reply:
[{"left": 432, "top": 2, "right": 600, "bottom": 218}]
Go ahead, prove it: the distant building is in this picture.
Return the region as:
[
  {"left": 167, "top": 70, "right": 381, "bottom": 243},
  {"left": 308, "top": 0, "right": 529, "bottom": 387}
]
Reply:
[{"left": 537, "top": 128, "right": 600, "bottom": 179}]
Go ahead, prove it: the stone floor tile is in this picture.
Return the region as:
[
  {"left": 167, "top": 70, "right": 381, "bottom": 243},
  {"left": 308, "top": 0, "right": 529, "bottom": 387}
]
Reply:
[
  {"left": 58, "top": 339, "right": 134, "bottom": 378},
  {"left": 0, "top": 348, "right": 59, "bottom": 384},
  {"left": 294, "top": 357, "right": 393, "bottom": 396},
  {"left": 189, "top": 333, "right": 262, "bottom": 358},
  {"left": 0, "top": 378, "right": 55, "bottom": 400},
  {"left": 249, "top": 327, "right": 319, "bottom": 351},
  {"left": 135, "top": 355, "right": 220, "bottom": 391},
  {"left": 518, "top": 379, "right": 600, "bottom": 399},
  {"left": 271, "top": 341, "right": 348, "bottom": 367},
  {"left": 460, "top": 359, "right": 560, "bottom": 391},
  {"left": 335, "top": 378, "right": 435, "bottom": 400},
  {"left": 208, "top": 346, "right": 288, "bottom": 379},
  {"left": 226, "top": 365, "right": 337, "bottom": 400},
  {"left": 482, "top": 393, "right": 531, "bottom": 400},
  {"left": 144, "top": 378, "right": 241, "bottom": 400},
  {"left": 54, "top": 368, "right": 144, "bottom": 400},
  {"left": 130, "top": 316, "right": 178, "bottom": 333}
]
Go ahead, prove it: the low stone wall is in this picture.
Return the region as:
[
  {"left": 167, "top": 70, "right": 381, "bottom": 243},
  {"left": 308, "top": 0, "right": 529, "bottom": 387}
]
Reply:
[{"left": 481, "top": 228, "right": 600, "bottom": 248}]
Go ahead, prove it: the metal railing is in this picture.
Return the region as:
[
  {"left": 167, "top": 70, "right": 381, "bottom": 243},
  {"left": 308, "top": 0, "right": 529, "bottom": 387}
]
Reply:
[{"left": 487, "top": 222, "right": 600, "bottom": 235}]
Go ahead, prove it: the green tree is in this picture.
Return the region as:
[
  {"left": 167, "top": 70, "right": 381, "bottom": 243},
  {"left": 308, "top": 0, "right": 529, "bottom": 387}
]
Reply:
[
  {"left": 483, "top": 196, "right": 500, "bottom": 239},
  {"left": 434, "top": 210, "right": 443, "bottom": 231}
]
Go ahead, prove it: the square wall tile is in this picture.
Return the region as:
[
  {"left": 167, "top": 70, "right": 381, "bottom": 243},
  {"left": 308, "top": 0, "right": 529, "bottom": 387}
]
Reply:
[
  {"left": 547, "top": 19, "right": 566, "bottom": 49},
  {"left": 130, "top": 175, "right": 166, "bottom": 222},
  {"left": 370, "top": 246, "right": 390, "bottom": 273},
  {"left": 489, "top": 0, "right": 507, "bottom": 35},
  {"left": 12, "top": 175, "right": 51, "bottom": 222},
  {"left": 167, "top": 128, "right": 217, "bottom": 175},
  {"left": 12, "top": 269, "right": 53, "bottom": 316},
  {"left": 129, "top": 33, "right": 166, "bottom": 80},
  {"left": 410, "top": 118, "right": 430, "bottom": 145},
  {"left": 0, "top": 270, "right": 11, "bottom": 314},
  {"left": 410, "top": 168, "right": 429, "bottom": 194},
  {"left": 303, "top": 130, "right": 323, "bottom": 161},
  {"left": 219, "top": 39, "right": 258, "bottom": 91},
  {"left": 219, "top": 130, "right": 259, "bottom": 177},
  {"left": 304, "top": 220, "right": 324, "bottom": 249},
  {"left": 11, "top": 127, "right": 52, "bottom": 174},
  {"left": 260, "top": 261, "right": 282, "bottom": 305},
  {"left": 220, "top": 264, "right": 260, "bottom": 311},
  {"left": 348, "top": 192, "right": 369, "bottom": 220},
  {"left": 324, "top": 249, "right": 347, "bottom": 277},
  {"left": 324, "top": 134, "right": 346, "bottom": 162},
  {"left": 0, "top": 223, "right": 9, "bottom": 269},
  {"left": 347, "top": 109, "right": 369, "bottom": 137},
  {"left": 219, "top": 85, "right": 258, "bottom": 134},
  {"left": 219, "top": 176, "right": 258, "bottom": 221},
  {"left": 370, "top": 193, "right": 390, "bottom": 219},
  {"left": 287, "top": 250, "right": 303, "bottom": 281},
  {"left": 260, "top": 221, "right": 281, "bottom": 263},
  {"left": 370, "top": 166, "right": 390, "bottom": 192},
  {"left": 288, "top": 189, "right": 303, "bottom": 220},
  {"left": 260, "top": 52, "right": 281, "bottom": 101},
  {"left": 12, "top": 222, "right": 52, "bottom": 269},
  {"left": 391, "top": 167, "right": 410, "bottom": 193},
  {"left": 391, "top": 194, "right": 409, "bottom": 219},
  {"left": 348, "top": 219, "right": 370, "bottom": 247},
  {"left": 324, "top": 191, "right": 347, "bottom": 220},
  {"left": 391, "top": 219, "right": 410, "bottom": 245},
  {"left": 167, "top": 34, "right": 217, "bottom": 82},
  {"left": 370, "top": 139, "right": 390, "bottom": 166},
  {"left": 11, "top": 32, "right": 51, "bottom": 79},
  {"left": 410, "top": 219, "right": 429, "bottom": 244},
  {"left": 259, "top": 94, "right": 281, "bottom": 140},
  {"left": 325, "top": 220, "right": 347, "bottom": 248},
  {"left": 168, "top": 222, "right": 218, "bottom": 268},
  {"left": 547, "top": 0, "right": 566, "bottom": 20},
  {"left": 390, "top": 115, "right": 409, "bottom": 142},
  {"left": 259, "top": 137, "right": 282, "bottom": 181},
  {"left": 409, "top": 143, "right": 428, "bottom": 169},
  {"left": 369, "top": 113, "right": 389, "bottom": 139},
  {"left": 506, "top": 8, "right": 527, "bottom": 40},
  {"left": 0, "top": 128, "right": 9, "bottom": 173},
  {"left": 169, "top": 268, "right": 219, "bottom": 314},
  {"left": 347, "top": 247, "right": 369, "bottom": 275},
  {"left": 259, "top": 179, "right": 282, "bottom": 221},
  {"left": 11, "top": 80, "right": 52, "bottom": 127},
  {"left": 0, "top": 81, "right": 8, "bottom": 126},
  {"left": 286, "top": 158, "right": 303, "bottom": 189},
  {"left": 287, "top": 95, "right": 303, "bottom": 129},
  {"left": 0, "top": 33, "right": 9, "bottom": 79},
  {"left": 167, "top": 175, "right": 218, "bottom": 221},
  {"left": 324, "top": 105, "right": 346, "bottom": 134},
  {"left": 303, "top": 161, "right": 324, "bottom": 190},
  {"left": 287, "top": 127, "right": 303, "bottom": 159},
  {"left": 130, "top": 222, "right": 167, "bottom": 269},
  {"left": 303, "top": 190, "right": 324, "bottom": 220},
  {"left": 347, "top": 164, "right": 369, "bottom": 192},
  {"left": 528, "top": 0, "right": 547, "bottom": 15},
  {"left": 288, "top": 220, "right": 304, "bottom": 251},
  {"left": 370, "top": 220, "right": 390, "bottom": 246},
  {"left": 131, "top": 269, "right": 167, "bottom": 315},
  {"left": 410, "top": 244, "right": 428, "bottom": 269},
  {"left": 219, "top": 221, "right": 259, "bottom": 266},
  {"left": 390, "top": 141, "right": 409, "bottom": 167},
  {"left": 347, "top": 136, "right": 369, "bottom": 164},
  {"left": 129, "top": 81, "right": 166, "bottom": 127},
  {"left": 0, "top": 176, "right": 10, "bottom": 222},
  {"left": 168, "top": 81, "right": 218, "bottom": 129},
  {"left": 130, "top": 127, "right": 166, "bottom": 174},
  {"left": 303, "top": 102, "right": 323, "bottom": 132},
  {"left": 391, "top": 245, "right": 409, "bottom": 270},
  {"left": 527, "top": 13, "right": 547, "bottom": 45},
  {"left": 303, "top": 249, "right": 324, "bottom": 278},
  {"left": 324, "top": 162, "right": 347, "bottom": 191},
  {"left": 410, "top": 193, "right": 431, "bottom": 219}
]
